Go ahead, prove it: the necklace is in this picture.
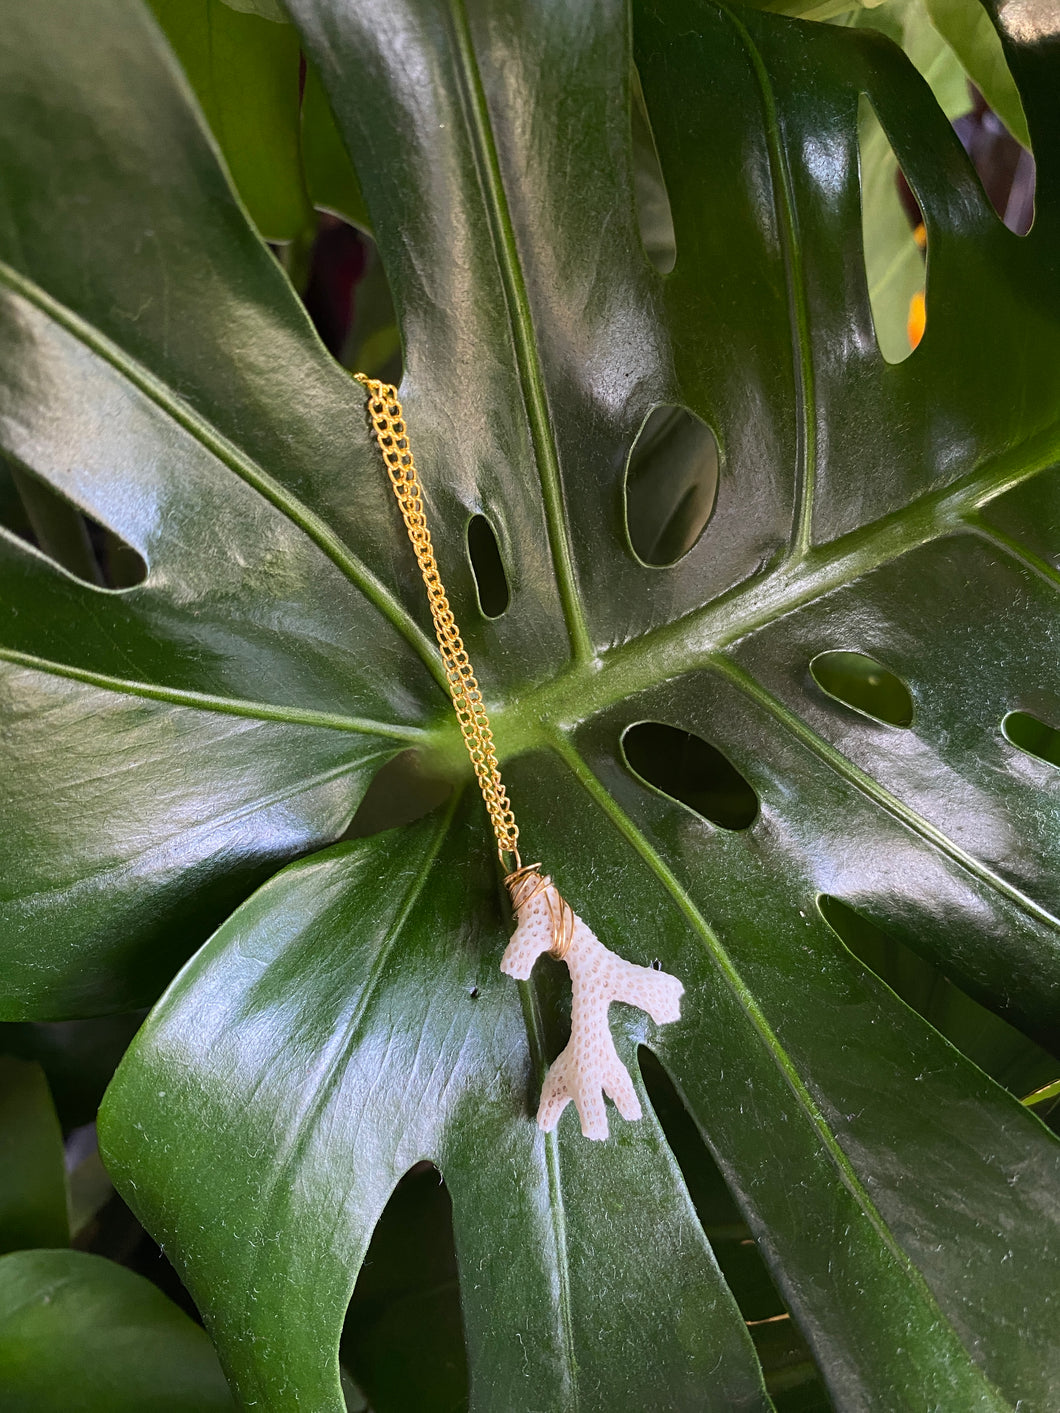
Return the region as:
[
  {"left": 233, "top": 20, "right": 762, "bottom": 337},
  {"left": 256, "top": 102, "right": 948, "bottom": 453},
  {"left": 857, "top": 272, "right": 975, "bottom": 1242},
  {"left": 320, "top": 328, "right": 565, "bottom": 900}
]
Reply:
[{"left": 356, "top": 375, "right": 684, "bottom": 1140}]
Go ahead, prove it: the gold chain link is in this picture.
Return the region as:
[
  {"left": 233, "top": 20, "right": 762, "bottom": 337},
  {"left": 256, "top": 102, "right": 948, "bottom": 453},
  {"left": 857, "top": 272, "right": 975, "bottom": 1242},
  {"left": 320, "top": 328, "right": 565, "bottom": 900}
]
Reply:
[{"left": 355, "top": 375, "right": 521, "bottom": 868}]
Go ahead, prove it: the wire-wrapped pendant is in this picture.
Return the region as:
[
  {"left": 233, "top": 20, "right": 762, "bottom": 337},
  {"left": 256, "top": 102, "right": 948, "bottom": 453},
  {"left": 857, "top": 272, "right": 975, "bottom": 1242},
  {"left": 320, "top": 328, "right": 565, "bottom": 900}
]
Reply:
[{"left": 503, "top": 867, "right": 684, "bottom": 1140}]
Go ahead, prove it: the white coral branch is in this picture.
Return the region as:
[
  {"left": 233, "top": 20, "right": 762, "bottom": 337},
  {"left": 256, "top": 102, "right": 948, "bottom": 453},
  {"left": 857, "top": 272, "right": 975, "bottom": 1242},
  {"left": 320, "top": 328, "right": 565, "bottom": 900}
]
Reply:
[{"left": 500, "top": 873, "right": 683, "bottom": 1140}]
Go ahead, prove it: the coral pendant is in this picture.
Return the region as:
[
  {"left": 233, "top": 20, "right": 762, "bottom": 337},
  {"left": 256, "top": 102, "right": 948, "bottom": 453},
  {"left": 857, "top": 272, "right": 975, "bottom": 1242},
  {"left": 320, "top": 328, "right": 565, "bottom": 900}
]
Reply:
[{"left": 500, "top": 871, "right": 684, "bottom": 1140}]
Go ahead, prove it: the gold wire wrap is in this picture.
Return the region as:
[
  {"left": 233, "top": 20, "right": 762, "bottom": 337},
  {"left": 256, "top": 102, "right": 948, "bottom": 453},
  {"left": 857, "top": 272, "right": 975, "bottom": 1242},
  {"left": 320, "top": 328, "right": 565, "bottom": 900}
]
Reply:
[
  {"left": 356, "top": 375, "right": 521, "bottom": 870},
  {"left": 504, "top": 863, "right": 575, "bottom": 961}
]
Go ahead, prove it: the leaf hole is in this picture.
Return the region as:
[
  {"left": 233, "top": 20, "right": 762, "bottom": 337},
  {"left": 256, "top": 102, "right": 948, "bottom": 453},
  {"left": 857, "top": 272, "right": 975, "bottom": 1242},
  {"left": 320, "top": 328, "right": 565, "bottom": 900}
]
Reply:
[
  {"left": 340, "top": 751, "right": 453, "bottom": 842},
  {"left": 282, "top": 213, "right": 403, "bottom": 386},
  {"left": 630, "top": 64, "right": 676, "bottom": 275},
  {"left": 341, "top": 1164, "right": 467, "bottom": 1411},
  {"left": 465, "top": 514, "right": 510, "bottom": 619},
  {"left": 0, "top": 458, "right": 146, "bottom": 590},
  {"left": 1002, "top": 709, "right": 1060, "bottom": 769},
  {"left": 624, "top": 406, "right": 720, "bottom": 567},
  {"left": 818, "top": 896, "right": 1059, "bottom": 1108},
  {"left": 859, "top": 48, "right": 1034, "bottom": 362},
  {"left": 638, "top": 1050, "right": 834, "bottom": 1409},
  {"left": 622, "top": 722, "right": 758, "bottom": 830},
  {"left": 809, "top": 650, "right": 914, "bottom": 727},
  {"left": 283, "top": 214, "right": 363, "bottom": 357},
  {"left": 858, "top": 96, "right": 926, "bottom": 364},
  {"left": 952, "top": 71, "right": 1034, "bottom": 237}
]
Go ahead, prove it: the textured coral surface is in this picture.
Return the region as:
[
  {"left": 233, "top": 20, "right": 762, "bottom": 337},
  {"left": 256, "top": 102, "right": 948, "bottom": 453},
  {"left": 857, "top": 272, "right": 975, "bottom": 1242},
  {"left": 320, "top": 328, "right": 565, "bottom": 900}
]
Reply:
[{"left": 500, "top": 875, "right": 684, "bottom": 1139}]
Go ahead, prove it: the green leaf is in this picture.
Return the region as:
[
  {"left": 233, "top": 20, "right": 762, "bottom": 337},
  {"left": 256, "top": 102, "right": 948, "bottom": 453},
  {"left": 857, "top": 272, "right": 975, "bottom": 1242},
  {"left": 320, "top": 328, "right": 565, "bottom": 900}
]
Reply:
[
  {"left": 630, "top": 66, "right": 677, "bottom": 274},
  {"left": 0, "top": 0, "right": 438, "bottom": 1019},
  {"left": 104, "top": 802, "right": 772, "bottom": 1410},
  {"left": 1, "top": 0, "right": 1057, "bottom": 1407},
  {"left": 301, "top": 61, "right": 372, "bottom": 232},
  {"left": 2, "top": 466, "right": 104, "bottom": 588},
  {"left": 1023, "top": 1077, "right": 1060, "bottom": 1107},
  {"left": 858, "top": 97, "right": 926, "bottom": 363},
  {"left": 147, "top": 0, "right": 312, "bottom": 241},
  {"left": 0, "top": 1249, "right": 233, "bottom": 1411},
  {"left": 847, "top": 0, "right": 972, "bottom": 361},
  {"left": 0, "top": 1060, "right": 67, "bottom": 1253},
  {"left": 925, "top": 0, "right": 1031, "bottom": 148},
  {"left": 740, "top": 0, "right": 981, "bottom": 361},
  {"left": 840, "top": 0, "right": 973, "bottom": 114},
  {"left": 344, "top": 245, "right": 403, "bottom": 381}
]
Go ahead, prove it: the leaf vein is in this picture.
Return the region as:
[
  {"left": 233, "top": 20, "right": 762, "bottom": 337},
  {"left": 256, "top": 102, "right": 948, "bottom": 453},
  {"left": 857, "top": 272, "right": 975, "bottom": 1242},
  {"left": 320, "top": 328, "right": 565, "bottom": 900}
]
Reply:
[
  {"left": 445, "top": 0, "right": 593, "bottom": 665},
  {"left": 0, "top": 646, "right": 425, "bottom": 742},
  {"left": 724, "top": 6, "right": 818, "bottom": 559}
]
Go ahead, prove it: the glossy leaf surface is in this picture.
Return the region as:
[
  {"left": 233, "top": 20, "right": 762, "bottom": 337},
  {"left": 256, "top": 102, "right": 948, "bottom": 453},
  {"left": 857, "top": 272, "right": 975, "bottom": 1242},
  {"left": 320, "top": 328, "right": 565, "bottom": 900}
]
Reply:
[
  {"left": 106, "top": 802, "right": 769, "bottom": 1410},
  {"left": 0, "top": 1250, "right": 233, "bottom": 1411},
  {"left": 0, "top": 0, "right": 438, "bottom": 1018},
  {"left": 0, "top": 0, "right": 1057, "bottom": 1408}
]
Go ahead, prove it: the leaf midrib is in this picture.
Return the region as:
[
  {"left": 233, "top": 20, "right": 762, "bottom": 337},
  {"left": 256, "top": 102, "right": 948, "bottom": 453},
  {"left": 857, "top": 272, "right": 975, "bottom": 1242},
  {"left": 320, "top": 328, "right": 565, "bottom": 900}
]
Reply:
[
  {"left": 549, "top": 730, "right": 1012, "bottom": 1411},
  {"left": 484, "top": 429, "right": 1060, "bottom": 941}
]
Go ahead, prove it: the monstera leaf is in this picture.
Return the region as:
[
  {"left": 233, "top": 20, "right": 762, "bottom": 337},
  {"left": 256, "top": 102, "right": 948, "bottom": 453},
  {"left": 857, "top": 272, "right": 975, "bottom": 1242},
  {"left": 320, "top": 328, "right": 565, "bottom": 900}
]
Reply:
[{"left": 1, "top": 0, "right": 1058, "bottom": 1407}]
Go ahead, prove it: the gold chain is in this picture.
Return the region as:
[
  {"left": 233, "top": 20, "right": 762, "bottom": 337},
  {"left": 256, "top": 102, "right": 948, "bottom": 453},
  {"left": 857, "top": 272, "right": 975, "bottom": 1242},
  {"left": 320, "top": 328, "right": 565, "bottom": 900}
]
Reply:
[{"left": 355, "top": 375, "right": 521, "bottom": 868}]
